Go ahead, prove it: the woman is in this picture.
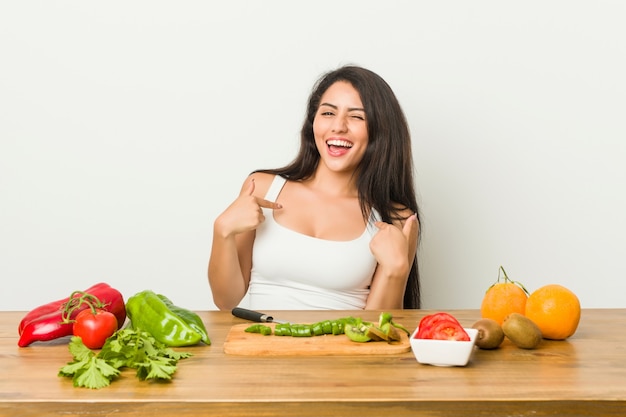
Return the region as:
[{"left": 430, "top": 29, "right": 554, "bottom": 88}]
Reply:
[{"left": 208, "top": 65, "right": 421, "bottom": 310}]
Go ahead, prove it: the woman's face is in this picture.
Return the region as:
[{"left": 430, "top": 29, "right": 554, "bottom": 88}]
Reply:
[{"left": 312, "top": 81, "right": 369, "bottom": 174}]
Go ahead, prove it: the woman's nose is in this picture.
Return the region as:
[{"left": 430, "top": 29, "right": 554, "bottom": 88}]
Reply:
[{"left": 331, "top": 115, "right": 348, "bottom": 133}]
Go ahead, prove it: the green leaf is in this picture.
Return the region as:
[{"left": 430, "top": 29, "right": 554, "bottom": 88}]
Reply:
[
  {"left": 136, "top": 357, "right": 177, "bottom": 380},
  {"left": 161, "top": 348, "right": 193, "bottom": 360},
  {"left": 73, "top": 357, "right": 119, "bottom": 389},
  {"left": 58, "top": 358, "right": 90, "bottom": 377},
  {"left": 59, "top": 327, "right": 193, "bottom": 389},
  {"left": 94, "top": 357, "right": 121, "bottom": 379},
  {"left": 68, "top": 336, "right": 94, "bottom": 361}
]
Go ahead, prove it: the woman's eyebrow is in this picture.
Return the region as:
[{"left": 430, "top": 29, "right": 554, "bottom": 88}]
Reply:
[{"left": 319, "top": 102, "right": 365, "bottom": 112}]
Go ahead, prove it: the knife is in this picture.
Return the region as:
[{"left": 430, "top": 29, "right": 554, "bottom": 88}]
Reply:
[{"left": 232, "top": 307, "right": 288, "bottom": 324}]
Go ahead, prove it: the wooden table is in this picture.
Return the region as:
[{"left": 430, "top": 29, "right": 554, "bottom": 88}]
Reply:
[{"left": 1, "top": 309, "right": 625, "bottom": 416}]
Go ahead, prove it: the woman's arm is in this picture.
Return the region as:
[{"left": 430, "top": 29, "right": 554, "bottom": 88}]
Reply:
[
  {"left": 208, "top": 221, "right": 254, "bottom": 311},
  {"left": 365, "top": 212, "right": 419, "bottom": 309},
  {"left": 208, "top": 174, "right": 281, "bottom": 310}
]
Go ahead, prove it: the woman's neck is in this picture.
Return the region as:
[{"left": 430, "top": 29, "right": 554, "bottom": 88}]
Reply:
[{"left": 305, "top": 166, "right": 358, "bottom": 198}]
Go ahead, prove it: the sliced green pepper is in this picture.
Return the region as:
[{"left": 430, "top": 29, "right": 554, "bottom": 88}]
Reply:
[
  {"left": 379, "top": 312, "right": 393, "bottom": 327},
  {"left": 126, "top": 290, "right": 205, "bottom": 347},
  {"left": 245, "top": 324, "right": 272, "bottom": 335},
  {"left": 311, "top": 322, "right": 324, "bottom": 336},
  {"left": 274, "top": 323, "right": 292, "bottom": 336},
  {"left": 331, "top": 321, "right": 342, "bottom": 335},
  {"left": 244, "top": 315, "right": 407, "bottom": 343},
  {"left": 290, "top": 324, "right": 313, "bottom": 337}
]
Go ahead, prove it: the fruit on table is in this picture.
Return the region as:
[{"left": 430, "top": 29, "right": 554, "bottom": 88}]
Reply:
[
  {"left": 416, "top": 312, "right": 470, "bottom": 341},
  {"left": 73, "top": 308, "right": 118, "bottom": 349},
  {"left": 344, "top": 321, "right": 372, "bottom": 343},
  {"left": 525, "top": 284, "right": 581, "bottom": 340},
  {"left": 471, "top": 318, "right": 504, "bottom": 349},
  {"left": 481, "top": 266, "right": 529, "bottom": 325},
  {"left": 502, "top": 312, "right": 542, "bottom": 349}
]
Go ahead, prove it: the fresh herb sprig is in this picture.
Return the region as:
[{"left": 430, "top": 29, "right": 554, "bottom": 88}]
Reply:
[{"left": 59, "top": 328, "right": 192, "bottom": 389}]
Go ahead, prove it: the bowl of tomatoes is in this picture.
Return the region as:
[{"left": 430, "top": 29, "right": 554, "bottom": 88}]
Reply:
[{"left": 410, "top": 312, "right": 478, "bottom": 367}]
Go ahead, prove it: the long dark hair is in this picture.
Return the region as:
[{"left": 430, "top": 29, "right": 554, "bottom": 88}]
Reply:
[{"left": 256, "top": 65, "right": 421, "bottom": 309}]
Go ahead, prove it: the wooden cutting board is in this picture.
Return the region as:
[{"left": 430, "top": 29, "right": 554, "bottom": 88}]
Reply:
[{"left": 223, "top": 323, "right": 411, "bottom": 356}]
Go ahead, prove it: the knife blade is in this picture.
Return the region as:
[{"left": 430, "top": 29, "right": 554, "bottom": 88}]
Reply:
[{"left": 232, "top": 307, "right": 288, "bottom": 324}]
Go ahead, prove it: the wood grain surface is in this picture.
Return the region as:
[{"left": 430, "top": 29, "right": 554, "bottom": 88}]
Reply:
[
  {"left": 223, "top": 323, "right": 411, "bottom": 355},
  {"left": 2, "top": 309, "right": 626, "bottom": 417}
]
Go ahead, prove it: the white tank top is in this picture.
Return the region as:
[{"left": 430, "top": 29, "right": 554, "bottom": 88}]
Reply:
[{"left": 247, "top": 175, "right": 378, "bottom": 310}]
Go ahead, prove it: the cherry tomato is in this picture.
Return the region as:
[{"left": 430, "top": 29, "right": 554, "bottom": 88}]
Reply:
[{"left": 73, "top": 308, "right": 118, "bottom": 349}]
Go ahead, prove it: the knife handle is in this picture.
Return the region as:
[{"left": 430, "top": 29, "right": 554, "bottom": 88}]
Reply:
[{"left": 232, "top": 307, "right": 274, "bottom": 323}]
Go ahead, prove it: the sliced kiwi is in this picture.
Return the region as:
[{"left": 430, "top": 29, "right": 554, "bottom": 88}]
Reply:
[
  {"left": 344, "top": 322, "right": 372, "bottom": 343},
  {"left": 365, "top": 323, "right": 402, "bottom": 343},
  {"left": 381, "top": 322, "right": 402, "bottom": 342},
  {"left": 366, "top": 325, "right": 387, "bottom": 341}
]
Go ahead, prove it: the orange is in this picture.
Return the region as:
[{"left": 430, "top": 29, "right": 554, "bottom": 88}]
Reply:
[
  {"left": 480, "top": 266, "right": 528, "bottom": 325},
  {"left": 525, "top": 284, "right": 581, "bottom": 340}
]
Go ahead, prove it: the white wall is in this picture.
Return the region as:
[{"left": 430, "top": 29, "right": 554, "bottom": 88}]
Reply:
[{"left": 2, "top": 1, "right": 625, "bottom": 311}]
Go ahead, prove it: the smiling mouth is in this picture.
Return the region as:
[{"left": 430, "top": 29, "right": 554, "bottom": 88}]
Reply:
[{"left": 326, "top": 139, "right": 353, "bottom": 149}]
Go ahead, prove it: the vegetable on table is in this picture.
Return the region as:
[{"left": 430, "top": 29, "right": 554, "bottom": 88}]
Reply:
[
  {"left": 18, "top": 283, "right": 126, "bottom": 347},
  {"left": 125, "top": 290, "right": 210, "bottom": 347},
  {"left": 370, "top": 312, "right": 410, "bottom": 341},
  {"left": 245, "top": 324, "right": 272, "bottom": 335},
  {"left": 415, "top": 312, "right": 470, "bottom": 341},
  {"left": 58, "top": 328, "right": 192, "bottom": 389},
  {"left": 273, "top": 317, "right": 357, "bottom": 337},
  {"left": 157, "top": 294, "right": 211, "bottom": 344},
  {"left": 73, "top": 308, "right": 118, "bottom": 349},
  {"left": 243, "top": 313, "right": 409, "bottom": 344}
]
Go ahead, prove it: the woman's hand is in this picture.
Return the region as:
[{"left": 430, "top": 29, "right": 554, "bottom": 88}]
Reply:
[
  {"left": 369, "top": 213, "right": 418, "bottom": 278},
  {"left": 214, "top": 178, "right": 282, "bottom": 239},
  {"left": 208, "top": 176, "right": 282, "bottom": 310},
  {"left": 366, "top": 213, "right": 418, "bottom": 309}
]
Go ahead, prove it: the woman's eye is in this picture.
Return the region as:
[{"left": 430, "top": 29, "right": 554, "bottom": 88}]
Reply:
[
  {"left": 321, "top": 111, "right": 334, "bottom": 116},
  {"left": 351, "top": 114, "right": 365, "bottom": 120}
]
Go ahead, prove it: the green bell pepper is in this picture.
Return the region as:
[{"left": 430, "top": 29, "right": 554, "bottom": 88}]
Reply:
[
  {"left": 157, "top": 294, "right": 211, "bottom": 344},
  {"left": 126, "top": 290, "right": 210, "bottom": 346}
]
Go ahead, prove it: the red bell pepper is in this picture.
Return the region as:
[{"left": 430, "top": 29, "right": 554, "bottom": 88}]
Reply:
[{"left": 18, "top": 283, "right": 126, "bottom": 347}]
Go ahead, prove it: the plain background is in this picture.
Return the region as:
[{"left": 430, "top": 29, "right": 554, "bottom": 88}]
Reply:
[{"left": 2, "top": 1, "right": 625, "bottom": 312}]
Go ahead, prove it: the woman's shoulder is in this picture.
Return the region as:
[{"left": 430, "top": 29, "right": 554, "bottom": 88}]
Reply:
[{"left": 239, "top": 172, "right": 278, "bottom": 198}]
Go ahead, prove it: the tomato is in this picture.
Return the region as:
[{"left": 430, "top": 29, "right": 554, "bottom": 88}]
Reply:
[
  {"left": 415, "top": 312, "right": 469, "bottom": 341},
  {"left": 73, "top": 308, "right": 118, "bottom": 349},
  {"left": 429, "top": 320, "right": 470, "bottom": 341},
  {"left": 416, "top": 312, "right": 462, "bottom": 339}
]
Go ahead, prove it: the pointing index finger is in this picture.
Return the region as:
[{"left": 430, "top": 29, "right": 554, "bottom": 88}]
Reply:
[{"left": 256, "top": 198, "right": 282, "bottom": 210}]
